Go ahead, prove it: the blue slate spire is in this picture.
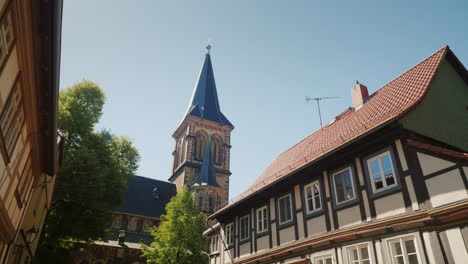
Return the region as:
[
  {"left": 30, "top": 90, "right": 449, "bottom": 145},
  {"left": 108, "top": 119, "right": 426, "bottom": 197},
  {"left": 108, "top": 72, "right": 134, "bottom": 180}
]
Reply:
[
  {"left": 185, "top": 46, "right": 233, "bottom": 127},
  {"left": 193, "top": 135, "right": 220, "bottom": 187}
]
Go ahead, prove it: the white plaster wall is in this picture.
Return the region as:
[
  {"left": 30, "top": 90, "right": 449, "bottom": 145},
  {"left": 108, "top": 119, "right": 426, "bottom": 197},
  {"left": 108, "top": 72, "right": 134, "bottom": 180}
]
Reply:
[
  {"left": 270, "top": 198, "right": 276, "bottom": 220},
  {"left": 256, "top": 235, "right": 269, "bottom": 252},
  {"left": 294, "top": 184, "right": 301, "bottom": 209},
  {"left": 223, "top": 249, "right": 234, "bottom": 264},
  {"left": 426, "top": 169, "right": 468, "bottom": 207},
  {"left": 239, "top": 243, "right": 250, "bottom": 258},
  {"left": 404, "top": 175, "right": 420, "bottom": 211},
  {"left": 445, "top": 227, "right": 468, "bottom": 263},
  {"left": 374, "top": 192, "right": 406, "bottom": 219},
  {"left": 297, "top": 212, "right": 305, "bottom": 239},
  {"left": 271, "top": 222, "right": 277, "bottom": 247},
  {"left": 355, "top": 157, "right": 372, "bottom": 222},
  {"left": 418, "top": 152, "right": 455, "bottom": 176},
  {"left": 337, "top": 206, "right": 361, "bottom": 228},
  {"left": 279, "top": 226, "right": 295, "bottom": 245},
  {"left": 306, "top": 215, "right": 326, "bottom": 236},
  {"left": 422, "top": 231, "right": 437, "bottom": 264}
]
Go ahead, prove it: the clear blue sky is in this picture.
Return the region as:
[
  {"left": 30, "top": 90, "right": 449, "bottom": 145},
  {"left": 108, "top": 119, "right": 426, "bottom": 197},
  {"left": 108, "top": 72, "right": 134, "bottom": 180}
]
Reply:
[{"left": 60, "top": 0, "right": 468, "bottom": 200}]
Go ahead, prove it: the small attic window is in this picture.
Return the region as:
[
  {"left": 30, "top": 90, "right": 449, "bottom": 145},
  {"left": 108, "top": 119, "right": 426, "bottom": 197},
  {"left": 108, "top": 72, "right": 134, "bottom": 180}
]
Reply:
[{"left": 153, "top": 187, "right": 159, "bottom": 199}]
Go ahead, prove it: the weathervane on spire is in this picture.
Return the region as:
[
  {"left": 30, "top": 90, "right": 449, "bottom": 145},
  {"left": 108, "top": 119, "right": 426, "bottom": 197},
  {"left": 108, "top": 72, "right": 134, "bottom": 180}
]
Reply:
[{"left": 206, "top": 38, "right": 212, "bottom": 54}]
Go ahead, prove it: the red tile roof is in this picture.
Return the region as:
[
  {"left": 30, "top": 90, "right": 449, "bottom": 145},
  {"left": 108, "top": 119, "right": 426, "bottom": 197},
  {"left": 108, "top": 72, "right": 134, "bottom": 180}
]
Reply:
[
  {"left": 407, "top": 140, "right": 468, "bottom": 161},
  {"left": 214, "top": 46, "right": 452, "bottom": 216}
]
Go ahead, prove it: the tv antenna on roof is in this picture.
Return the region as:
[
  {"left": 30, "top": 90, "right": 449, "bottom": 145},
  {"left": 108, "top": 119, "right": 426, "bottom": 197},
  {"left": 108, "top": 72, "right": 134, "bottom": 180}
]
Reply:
[{"left": 305, "top": 96, "right": 340, "bottom": 128}]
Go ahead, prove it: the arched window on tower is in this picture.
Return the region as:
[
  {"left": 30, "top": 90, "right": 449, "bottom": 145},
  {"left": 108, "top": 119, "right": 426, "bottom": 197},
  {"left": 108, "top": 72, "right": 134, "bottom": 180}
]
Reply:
[
  {"left": 178, "top": 139, "right": 184, "bottom": 165},
  {"left": 198, "top": 195, "right": 204, "bottom": 211},
  {"left": 194, "top": 132, "right": 207, "bottom": 160},
  {"left": 208, "top": 194, "right": 214, "bottom": 212},
  {"left": 211, "top": 136, "right": 223, "bottom": 165}
]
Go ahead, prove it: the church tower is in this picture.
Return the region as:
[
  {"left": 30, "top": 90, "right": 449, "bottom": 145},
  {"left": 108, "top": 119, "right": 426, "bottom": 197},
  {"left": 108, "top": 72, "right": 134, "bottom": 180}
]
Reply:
[{"left": 169, "top": 45, "right": 233, "bottom": 214}]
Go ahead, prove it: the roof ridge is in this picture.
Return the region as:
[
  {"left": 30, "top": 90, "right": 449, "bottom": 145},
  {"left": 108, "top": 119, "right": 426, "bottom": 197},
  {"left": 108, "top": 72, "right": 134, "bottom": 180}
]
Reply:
[
  {"left": 259, "top": 46, "right": 449, "bottom": 172},
  {"left": 133, "top": 175, "right": 174, "bottom": 184},
  {"left": 213, "top": 46, "right": 453, "bottom": 216}
]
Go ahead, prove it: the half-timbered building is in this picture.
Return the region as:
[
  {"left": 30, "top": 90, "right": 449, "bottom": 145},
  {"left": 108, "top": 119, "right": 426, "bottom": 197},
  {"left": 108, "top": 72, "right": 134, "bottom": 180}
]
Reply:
[
  {"left": 206, "top": 46, "right": 468, "bottom": 264},
  {"left": 0, "top": 0, "right": 63, "bottom": 263}
]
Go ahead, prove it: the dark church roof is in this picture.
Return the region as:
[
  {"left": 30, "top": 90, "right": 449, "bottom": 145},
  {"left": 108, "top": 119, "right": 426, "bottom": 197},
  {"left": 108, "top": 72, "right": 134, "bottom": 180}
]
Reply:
[
  {"left": 193, "top": 135, "right": 220, "bottom": 187},
  {"left": 116, "top": 176, "right": 176, "bottom": 219},
  {"left": 185, "top": 46, "right": 234, "bottom": 128}
]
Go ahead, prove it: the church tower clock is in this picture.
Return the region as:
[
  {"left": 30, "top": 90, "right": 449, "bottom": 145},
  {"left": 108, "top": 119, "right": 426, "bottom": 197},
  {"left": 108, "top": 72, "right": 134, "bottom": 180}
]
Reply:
[{"left": 169, "top": 45, "right": 233, "bottom": 214}]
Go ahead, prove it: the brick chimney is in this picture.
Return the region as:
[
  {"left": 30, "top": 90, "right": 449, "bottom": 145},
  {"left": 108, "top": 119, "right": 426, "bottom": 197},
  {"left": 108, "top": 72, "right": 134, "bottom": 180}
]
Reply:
[{"left": 351, "top": 81, "right": 369, "bottom": 109}]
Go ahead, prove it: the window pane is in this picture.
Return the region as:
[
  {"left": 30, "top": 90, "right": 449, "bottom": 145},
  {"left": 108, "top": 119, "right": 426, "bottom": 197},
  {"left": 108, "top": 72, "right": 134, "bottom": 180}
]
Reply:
[
  {"left": 343, "top": 170, "right": 355, "bottom": 200},
  {"left": 371, "top": 160, "right": 380, "bottom": 176},
  {"left": 391, "top": 241, "right": 403, "bottom": 255},
  {"left": 381, "top": 155, "right": 392, "bottom": 171},
  {"left": 374, "top": 173, "right": 384, "bottom": 190},
  {"left": 317, "top": 260, "right": 323, "bottom": 264},
  {"left": 362, "top": 261, "right": 370, "bottom": 264},
  {"left": 313, "top": 183, "right": 320, "bottom": 195},
  {"left": 325, "top": 258, "right": 332, "bottom": 264},
  {"left": 350, "top": 248, "right": 358, "bottom": 261},
  {"left": 335, "top": 173, "right": 345, "bottom": 202},
  {"left": 279, "top": 199, "right": 286, "bottom": 222},
  {"left": 395, "top": 256, "right": 404, "bottom": 264},
  {"left": 405, "top": 239, "right": 416, "bottom": 253},
  {"left": 408, "top": 254, "right": 419, "bottom": 264},
  {"left": 314, "top": 195, "right": 321, "bottom": 210},
  {"left": 360, "top": 246, "right": 369, "bottom": 259},
  {"left": 279, "top": 196, "right": 292, "bottom": 223}
]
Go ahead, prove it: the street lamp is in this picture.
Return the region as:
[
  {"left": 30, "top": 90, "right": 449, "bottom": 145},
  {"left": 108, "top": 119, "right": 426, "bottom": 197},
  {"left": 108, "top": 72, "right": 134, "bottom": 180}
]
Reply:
[{"left": 25, "top": 226, "right": 38, "bottom": 244}]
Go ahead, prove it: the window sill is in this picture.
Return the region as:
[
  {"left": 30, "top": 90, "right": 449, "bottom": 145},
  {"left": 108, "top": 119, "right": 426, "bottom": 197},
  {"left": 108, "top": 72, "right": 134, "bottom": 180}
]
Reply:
[
  {"left": 239, "top": 238, "right": 250, "bottom": 245},
  {"left": 333, "top": 198, "right": 359, "bottom": 210},
  {"left": 369, "top": 185, "right": 401, "bottom": 199},
  {"left": 304, "top": 208, "right": 325, "bottom": 220},
  {"left": 277, "top": 219, "right": 296, "bottom": 230},
  {"left": 256, "top": 230, "right": 269, "bottom": 238}
]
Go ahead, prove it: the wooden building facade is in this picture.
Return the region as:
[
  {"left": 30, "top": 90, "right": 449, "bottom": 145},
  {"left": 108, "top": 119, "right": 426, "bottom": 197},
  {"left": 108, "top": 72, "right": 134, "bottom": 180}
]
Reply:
[
  {"left": 206, "top": 46, "right": 468, "bottom": 264},
  {"left": 0, "top": 0, "right": 63, "bottom": 263}
]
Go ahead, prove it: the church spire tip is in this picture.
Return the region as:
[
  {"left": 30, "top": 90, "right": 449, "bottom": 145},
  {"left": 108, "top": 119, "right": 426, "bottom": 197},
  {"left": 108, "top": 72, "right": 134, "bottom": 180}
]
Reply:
[{"left": 206, "top": 44, "right": 211, "bottom": 55}]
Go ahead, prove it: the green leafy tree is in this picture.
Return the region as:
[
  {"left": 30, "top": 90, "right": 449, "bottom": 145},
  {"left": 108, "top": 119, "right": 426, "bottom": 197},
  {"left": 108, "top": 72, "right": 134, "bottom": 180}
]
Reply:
[
  {"left": 142, "top": 186, "right": 208, "bottom": 264},
  {"left": 35, "top": 80, "right": 140, "bottom": 263}
]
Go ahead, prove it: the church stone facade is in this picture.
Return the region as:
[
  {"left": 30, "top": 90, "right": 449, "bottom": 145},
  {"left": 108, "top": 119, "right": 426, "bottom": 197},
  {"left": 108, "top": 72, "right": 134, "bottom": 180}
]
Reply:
[{"left": 169, "top": 45, "right": 234, "bottom": 215}]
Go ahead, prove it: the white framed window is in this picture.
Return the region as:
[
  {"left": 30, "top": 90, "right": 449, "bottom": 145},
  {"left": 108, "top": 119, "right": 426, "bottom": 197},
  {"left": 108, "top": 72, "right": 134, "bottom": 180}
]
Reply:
[
  {"left": 256, "top": 206, "right": 268, "bottom": 233},
  {"left": 345, "top": 243, "right": 372, "bottom": 264},
  {"left": 209, "top": 234, "right": 219, "bottom": 254},
  {"left": 278, "top": 193, "right": 293, "bottom": 225},
  {"left": 366, "top": 150, "right": 397, "bottom": 193},
  {"left": 239, "top": 215, "right": 249, "bottom": 241},
  {"left": 313, "top": 254, "right": 334, "bottom": 264},
  {"left": 332, "top": 167, "right": 356, "bottom": 205},
  {"left": 386, "top": 235, "right": 421, "bottom": 264},
  {"left": 305, "top": 180, "right": 322, "bottom": 213},
  {"left": 0, "top": 10, "right": 14, "bottom": 67},
  {"left": 225, "top": 223, "right": 234, "bottom": 246}
]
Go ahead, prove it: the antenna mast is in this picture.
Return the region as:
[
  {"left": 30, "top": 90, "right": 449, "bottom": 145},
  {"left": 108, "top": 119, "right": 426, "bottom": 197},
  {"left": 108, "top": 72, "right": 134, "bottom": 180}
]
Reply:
[{"left": 305, "top": 96, "right": 340, "bottom": 128}]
